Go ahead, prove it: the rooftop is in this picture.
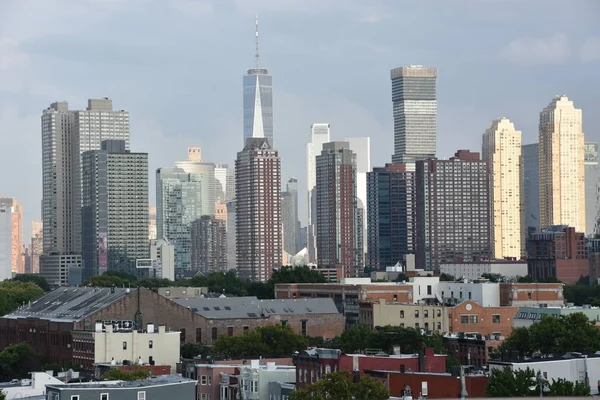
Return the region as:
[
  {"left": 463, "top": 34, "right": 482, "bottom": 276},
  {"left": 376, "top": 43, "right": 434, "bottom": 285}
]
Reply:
[
  {"left": 171, "top": 296, "right": 339, "bottom": 319},
  {"left": 46, "top": 375, "right": 194, "bottom": 390},
  {"left": 2, "top": 287, "right": 136, "bottom": 322}
]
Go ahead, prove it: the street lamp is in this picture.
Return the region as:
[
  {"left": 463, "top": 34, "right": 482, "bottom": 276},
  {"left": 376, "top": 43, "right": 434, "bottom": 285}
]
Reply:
[{"left": 528, "top": 371, "right": 550, "bottom": 397}]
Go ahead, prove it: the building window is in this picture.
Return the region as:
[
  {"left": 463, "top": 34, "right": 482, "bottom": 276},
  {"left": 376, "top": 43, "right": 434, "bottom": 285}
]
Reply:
[
  {"left": 243, "top": 326, "right": 249, "bottom": 331},
  {"left": 492, "top": 314, "right": 501, "bottom": 323},
  {"left": 468, "top": 292, "right": 472, "bottom": 300},
  {"left": 415, "top": 310, "right": 419, "bottom": 318},
  {"left": 400, "top": 323, "right": 404, "bottom": 328},
  {"left": 122, "top": 341, "right": 127, "bottom": 350},
  {"left": 208, "top": 375, "right": 212, "bottom": 385},
  {"left": 101, "top": 394, "right": 109, "bottom": 400},
  {"left": 415, "top": 323, "right": 420, "bottom": 329},
  {"left": 400, "top": 310, "right": 404, "bottom": 318},
  {"left": 201, "top": 394, "right": 207, "bottom": 400},
  {"left": 227, "top": 326, "right": 234, "bottom": 336},
  {"left": 196, "top": 328, "right": 202, "bottom": 343},
  {"left": 180, "top": 328, "right": 186, "bottom": 343},
  {"left": 165, "top": 290, "right": 170, "bottom": 296},
  {"left": 201, "top": 375, "right": 207, "bottom": 385},
  {"left": 470, "top": 315, "right": 478, "bottom": 324},
  {"left": 149, "top": 340, "right": 153, "bottom": 349},
  {"left": 424, "top": 322, "right": 429, "bottom": 331},
  {"left": 528, "top": 292, "right": 532, "bottom": 300},
  {"left": 71, "top": 396, "right": 79, "bottom": 400},
  {"left": 460, "top": 291, "right": 463, "bottom": 299},
  {"left": 325, "top": 365, "right": 331, "bottom": 374},
  {"left": 427, "top": 285, "right": 432, "bottom": 295},
  {"left": 437, "top": 322, "right": 441, "bottom": 330},
  {"left": 301, "top": 320, "right": 307, "bottom": 336},
  {"left": 281, "top": 320, "right": 287, "bottom": 327},
  {"left": 252, "top": 380, "right": 258, "bottom": 393},
  {"left": 212, "top": 327, "right": 218, "bottom": 340},
  {"left": 460, "top": 315, "right": 469, "bottom": 324},
  {"left": 437, "top": 309, "right": 441, "bottom": 317},
  {"left": 424, "top": 310, "right": 428, "bottom": 318},
  {"left": 393, "top": 295, "right": 397, "bottom": 301}
]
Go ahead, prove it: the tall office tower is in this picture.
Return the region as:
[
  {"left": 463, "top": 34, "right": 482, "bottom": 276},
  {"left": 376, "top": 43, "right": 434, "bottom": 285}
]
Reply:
[
  {"left": 81, "top": 140, "right": 148, "bottom": 279},
  {"left": 235, "top": 138, "right": 282, "bottom": 282},
  {"left": 367, "top": 164, "right": 415, "bottom": 269},
  {"left": 415, "top": 150, "right": 491, "bottom": 270},
  {"left": 30, "top": 220, "right": 43, "bottom": 273},
  {"left": 243, "top": 17, "right": 273, "bottom": 147},
  {"left": 226, "top": 200, "right": 236, "bottom": 270},
  {"left": 214, "top": 164, "right": 235, "bottom": 202},
  {"left": 190, "top": 215, "right": 227, "bottom": 274},
  {"left": 482, "top": 118, "right": 525, "bottom": 259},
  {"left": 148, "top": 206, "right": 157, "bottom": 241},
  {"left": 391, "top": 66, "right": 437, "bottom": 165},
  {"left": 539, "top": 96, "right": 585, "bottom": 232},
  {"left": 585, "top": 143, "right": 600, "bottom": 236},
  {"left": 156, "top": 167, "right": 203, "bottom": 275},
  {"left": 0, "top": 198, "right": 23, "bottom": 274},
  {"left": 345, "top": 137, "right": 371, "bottom": 259},
  {"left": 315, "top": 142, "right": 361, "bottom": 276},
  {"left": 175, "top": 148, "right": 216, "bottom": 217},
  {"left": 306, "top": 123, "right": 331, "bottom": 262},
  {"left": 522, "top": 143, "right": 540, "bottom": 233},
  {"left": 41, "top": 99, "right": 129, "bottom": 280},
  {"left": 281, "top": 177, "right": 300, "bottom": 258}
]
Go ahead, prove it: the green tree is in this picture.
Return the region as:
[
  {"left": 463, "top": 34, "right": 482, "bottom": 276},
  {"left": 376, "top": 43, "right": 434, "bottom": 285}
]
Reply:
[
  {"left": 0, "top": 280, "right": 45, "bottom": 316},
  {"left": 0, "top": 342, "right": 43, "bottom": 381},
  {"left": 12, "top": 275, "right": 51, "bottom": 291},
  {"left": 439, "top": 273, "right": 455, "bottom": 282},
  {"left": 180, "top": 343, "right": 210, "bottom": 359},
  {"left": 339, "top": 324, "right": 375, "bottom": 353},
  {"left": 0, "top": 388, "right": 6, "bottom": 400},
  {"left": 211, "top": 325, "right": 307, "bottom": 358},
  {"left": 481, "top": 273, "right": 502, "bottom": 283},
  {"left": 547, "top": 377, "right": 590, "bottom": 396},
  {"left": 289, "top": 371, "right": 389, "bottom": 400},
  {"left": 498, "top": 327, "right": 531, "bottom": 357},
  {"left": 101, "top": 367, "right": 149, "bottom": 381},
  {"left": 517, "top": 275, "right": 534, "bottom": 283},
  {"left": 486, "top": 366, "right": 536, "bottom": 397},
  {"left": 136, "top": 277, "right": 173, "bottom": 289},
  {"left": 83, "top": 275, "right": 126, "bottom": 288}
]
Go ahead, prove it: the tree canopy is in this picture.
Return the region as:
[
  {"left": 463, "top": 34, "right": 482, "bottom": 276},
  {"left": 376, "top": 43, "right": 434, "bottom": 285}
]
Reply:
[
  {"left": 211, "top": 324, "right": 307, "bottom": 358},
  {"left": 289, "top": 371, "right": 389, "bottom": 400},
  {"left": 12, "top": 275, "right": 51, "bottom": 291},
  {"left": 340, "top": 324, "right": 446, "bottom": 355},
  {"left": 486, "top": 366, "right": 589, "bottom": 397},
  {"left": 0, "top": 280, "right": 46, "bottom": 316},
  {"left": 0, "top": 342, "right": 43, "bottom": 381},
  {"left": 499, "top": 313, "right": 600, "bottom": 356},
  {"left": 101, "top": 367, "right": 149, "bottom": 381},
  {"left": 180, "top": 343, "right": 210, "bottom": 359}
]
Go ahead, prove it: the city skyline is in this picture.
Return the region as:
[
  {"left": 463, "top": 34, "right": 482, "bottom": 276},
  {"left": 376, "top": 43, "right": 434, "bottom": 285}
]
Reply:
[{"left": 1, "top": 1, "right": 599, "bottom": 239}]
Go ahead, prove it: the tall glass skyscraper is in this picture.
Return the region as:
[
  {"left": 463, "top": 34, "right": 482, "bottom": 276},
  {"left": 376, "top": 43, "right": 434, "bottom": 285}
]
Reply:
[
  {"left": 391, "top": 66, "right": 437, "bottom": 166},
  {"left": 243, "top": 18, "right": 273, "bottom": 147}
]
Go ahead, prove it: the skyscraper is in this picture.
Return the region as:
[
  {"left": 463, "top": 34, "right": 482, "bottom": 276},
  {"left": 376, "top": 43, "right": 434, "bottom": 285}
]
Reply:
[
  {"left": 30, "top": 220, "right": 43, "bottom": 274},
  {"left": 0, "top": 198, "right": 23, "bottom": 275},
  {"left": 243, "top": 17, "right": 273, "bottom": 147},
  {"left": 367, "top": 164, "right": 415, "bottom": 269},
  {"left": 281, "top": 177, "right": 300, "bottom": 258},
  {"left": 235, "top": 138, "right": 282, "bottom": 282},
  {"left": 415, "top": 150, "right": 491, "bottom": 270},
  {"left": 344, "top": 137, "right": 371, "bottom": 259},
  {"left": 585, "top": 143, "right": 600, "bottom": 236},
  {"left": 316, "top": 142, "right": 361, "bottom": 277},
  {"left": 175, "top": 148, "right": 216, "bottom": 217},
  {"left": 81, "top": 140, "right": 148, "bottom": 279},
  {"left": 306, "top": 123, "right": 330, "bottom": 263},
  {"left": 191, "top": 215, "right": 227, "bottom": 274},
  {"left": 214, "top": 164, "right": 235, "bottom": 203},
  {"left": 156, "top": 167, "right": 203, "bottom": 274},
  {"left": 41, "top": 99, "right": 129, "bottom": 279},
  {"left": 539, "top": 96, "right": 585, "bottom": 232},
  {"left": 482, "top": 118, "right": 524, "bottom": 259},
  {"left": 522, "top": 143, "right": 540, "bottom": 233},
  {"left": 391, "top": 66, "right": 437, "bottom": 165}
]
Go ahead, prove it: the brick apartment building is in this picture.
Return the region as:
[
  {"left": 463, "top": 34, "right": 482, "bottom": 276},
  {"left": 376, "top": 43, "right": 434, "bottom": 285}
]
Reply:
[
  {"left": 0, "top": 287, "right": 343, "bottom": 367},
  {"left": 499, "top": 282, "right": 564, "bottom": 307},
  {"left": 445, "top": 334, "right": 503, "bottom": 367},
  {"left": 448, "top": 300, "right": 517, "bottom": 337}
]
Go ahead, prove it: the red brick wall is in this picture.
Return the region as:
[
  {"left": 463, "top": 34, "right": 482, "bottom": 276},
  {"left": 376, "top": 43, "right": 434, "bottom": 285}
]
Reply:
[
  {"left": 499, "top": 283, "right": 564, "bottom": 306},
  {"left": 449, "top": 300, "right": 517, "bottom": 337},
  {"left": 556, "top": 259, "right": 589, "bottom": 284},
  {"left": 338, "top": 349, "right": 446, "bottom": 375},
  {"left": 386, "top": 372, "right": 488, "bottom": 398}
]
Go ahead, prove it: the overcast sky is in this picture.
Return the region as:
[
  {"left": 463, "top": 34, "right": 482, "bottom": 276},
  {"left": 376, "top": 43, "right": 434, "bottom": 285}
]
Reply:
[{"left": 1, "top": 0, "right": 599, "bottom": 239}]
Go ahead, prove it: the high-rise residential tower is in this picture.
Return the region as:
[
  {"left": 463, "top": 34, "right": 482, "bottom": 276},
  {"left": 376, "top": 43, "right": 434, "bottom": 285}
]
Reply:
[
  {"left": 391, "top": 66, "right": 437, "bottom": 166},
  {"left": 306, "top": 123, "right": 330, "bottom": 263},
  {"left": 316, "top": 142, "right": 361, "bottom": 277},
  {"left": 539, "top": 96, "right": 585, "bottom": 232},
  {"left": 523, "top": 143, "right": 540, "bottom": 234},
  {"left": 156, "top": 167, "right": 203, "bottom": 274},
  {"left": 191, "top": 215, "right": 227, "bottom": 274},
  {"left": 585, "top": 143, "right": 600, "bottom": 236},
  {"left": 367, "top": 164, "right": 415, "bottom": 269},
  {"left": 0, "top": 198, "right": 23, "bottom": 274},
  {"left": 415, "top": 150, "right": 491, "bottom": 270},
  {"left": 243, "top": 17, "right": 273, "bottom": 147},
  {"left": 281, "top": 177, "right": 300, "bottom": 258},
  {"left": 482, "top": 118, "right": 524, "bottom": 259},
  {"left": 81, "top": 140, "right": 148, "bottom": 279},
  {"left": 235, "top": 138, "right": 282, "bottom": 282},
  {"left": 175, "top": 148, "right": 216, "bottom": 217}
]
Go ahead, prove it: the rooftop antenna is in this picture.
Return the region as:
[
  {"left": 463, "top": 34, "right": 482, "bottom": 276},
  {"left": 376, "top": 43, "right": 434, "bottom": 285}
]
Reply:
[{"left": 255, "top": 14, "right": 260, "bottom": 69}]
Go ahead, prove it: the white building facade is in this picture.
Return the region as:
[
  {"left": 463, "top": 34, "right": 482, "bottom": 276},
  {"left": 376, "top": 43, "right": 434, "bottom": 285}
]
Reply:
[{"left": 439, "top": 262, "right": 528, "bottom": 281}]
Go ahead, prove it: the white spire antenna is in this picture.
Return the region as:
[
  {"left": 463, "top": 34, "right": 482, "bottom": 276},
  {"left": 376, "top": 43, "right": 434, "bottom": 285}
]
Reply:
[{"left": 255, "top": 14, "right": 260, "bottom": 69}]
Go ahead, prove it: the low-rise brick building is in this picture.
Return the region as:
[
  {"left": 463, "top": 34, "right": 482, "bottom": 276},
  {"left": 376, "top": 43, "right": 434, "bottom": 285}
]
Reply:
[
  {"left": 499, "top": 282, "right": 564, "bottom": 307},
  {"left": 444, "top": 333, "right": 503, "bottom": 367},
  {"left": 448, "top": 300, "right": 517, "bottom": 337}
]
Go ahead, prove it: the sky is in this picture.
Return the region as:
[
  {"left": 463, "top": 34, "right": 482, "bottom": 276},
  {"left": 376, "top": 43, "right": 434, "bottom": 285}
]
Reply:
[{"left": 1, "top": 0, "right": 599, "bottom": 239}]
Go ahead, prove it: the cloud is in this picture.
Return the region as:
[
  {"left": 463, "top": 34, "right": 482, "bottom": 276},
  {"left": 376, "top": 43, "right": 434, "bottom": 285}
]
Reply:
[
  {"left": 501, "top": 33, "right": 570, "bottom": 66},
  {"left": 171, "top": 0, "right": 214, "bottom": 19},
  {"left": 581, "top": 37, "right": 600, "bottom": 62}
]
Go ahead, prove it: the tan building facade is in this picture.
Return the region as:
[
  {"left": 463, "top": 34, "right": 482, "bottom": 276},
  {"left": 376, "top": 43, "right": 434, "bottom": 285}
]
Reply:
[
  {"left": 359, "top": 299, "right": 449, "bottom": 333},
  {"left": 482, "top": 118, "right": 524, "bottom": 259},
  {"left": 0, "top": 197, "right": 23, "bottom": 275},
  {"left": 539, "top": 96, "right": 585, "bottom": 232}
]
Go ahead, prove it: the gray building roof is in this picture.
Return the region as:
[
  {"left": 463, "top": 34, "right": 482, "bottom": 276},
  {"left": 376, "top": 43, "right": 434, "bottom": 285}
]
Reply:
[
  {"left": 46, "top": 375, "right": 194, "bottom": 390},
  {"left": 171, "top": 296, "right": 340, "bottom": 319},
  {"left": 2, "top": 287, "right": 136, "bottom": 322}
]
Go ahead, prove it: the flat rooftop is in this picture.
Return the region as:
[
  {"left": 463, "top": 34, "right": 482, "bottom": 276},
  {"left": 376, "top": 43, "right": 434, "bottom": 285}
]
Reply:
[{"left": 46, "top": 375, "right": 194, "bottom": 390}]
